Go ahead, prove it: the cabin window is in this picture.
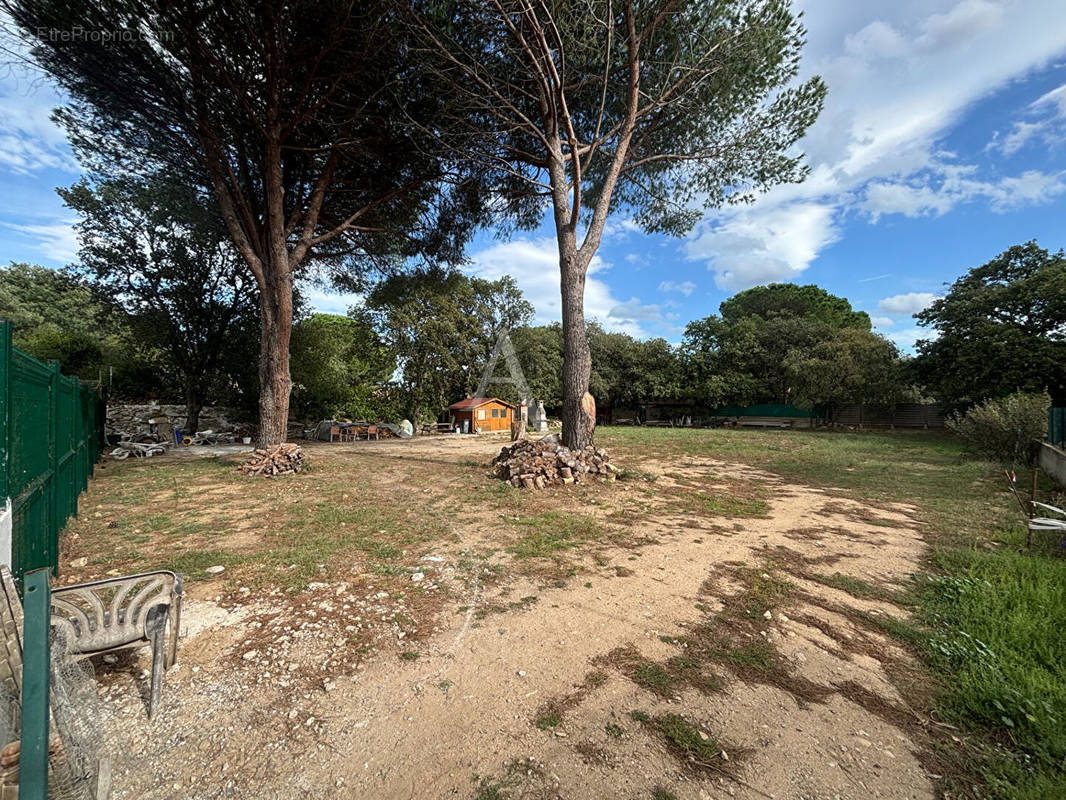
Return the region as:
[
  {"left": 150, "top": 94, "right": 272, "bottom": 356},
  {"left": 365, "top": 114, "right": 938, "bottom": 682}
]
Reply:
[
  {"left": 491, "top": 408, "right": 499, "bottom": 418},
  {"left": 477, "top": 409, "right": 486, "bottom": 419},
  {"left": 500, "top": 408, "right": 507, "bottom": 419}
]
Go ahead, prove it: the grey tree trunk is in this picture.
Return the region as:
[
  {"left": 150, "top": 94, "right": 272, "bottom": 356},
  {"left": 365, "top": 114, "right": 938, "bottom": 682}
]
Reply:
[{"left": 559, "top": 240, "right": 595, "bottom": 450}]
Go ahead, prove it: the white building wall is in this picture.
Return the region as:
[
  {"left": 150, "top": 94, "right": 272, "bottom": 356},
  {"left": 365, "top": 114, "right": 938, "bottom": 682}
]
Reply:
[{"left": 0, "top": 498, "right": 11, "bottom": 570}]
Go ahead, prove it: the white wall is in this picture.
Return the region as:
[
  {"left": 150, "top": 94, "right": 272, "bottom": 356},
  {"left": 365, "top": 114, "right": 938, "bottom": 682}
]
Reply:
[{"left": 0, "top": 498, "right": 11, "bottom": 570}]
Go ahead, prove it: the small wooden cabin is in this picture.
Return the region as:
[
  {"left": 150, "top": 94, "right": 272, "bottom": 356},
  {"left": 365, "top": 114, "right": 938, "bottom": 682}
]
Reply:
[{"left": 448, "top": 397, "right": 516, "bottom": 433}]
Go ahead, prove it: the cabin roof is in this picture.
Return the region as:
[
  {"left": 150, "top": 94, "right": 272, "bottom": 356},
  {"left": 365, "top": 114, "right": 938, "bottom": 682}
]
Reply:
[{"left": 448, "top": 397, "right": 516, "bottom": 411}]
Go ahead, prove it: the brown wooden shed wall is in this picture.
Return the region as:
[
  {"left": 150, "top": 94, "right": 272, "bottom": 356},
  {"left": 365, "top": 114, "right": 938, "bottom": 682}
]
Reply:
[{"left": 450, "top": 401, "right": 514, "bottom": 432}]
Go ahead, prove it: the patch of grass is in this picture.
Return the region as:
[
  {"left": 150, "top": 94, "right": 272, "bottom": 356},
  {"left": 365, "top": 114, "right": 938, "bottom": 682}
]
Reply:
[
  {"left": 710, "top": 640, "right": 776, "bottom": 673},
  {"left": 916, "top": 556, "right": 1066, "bottom": 795},
  {"left": 692, "top": 490, "right": 770, "bottom": 517},
  {"left": 471, "top": 759, "right": 529, "bottom": 800},
  {"left": 616, "top": 467, "right": 657, "bottom": 483},
  {"left": 632, "top": 662, "right": 677, "bottom": 694},
  {"left": 399, "top": 650, "right": 420, "bottom": 661},
  {"left": 651, "top": 790, "right": 678, "bottom": 800},
  {"left": 853, "top": 608, "right": 927, "bottom": 649},
  {"left": 507, "top": 511, "right": 604, "bottom": 559},
  {"left": 166, "top": 549, "right": 248, "bottom": 580},
  {"left": 653, "top": 713, "right": 722, "bottom": 763},
  {"left": 808, "top": 571, "right": 906, "bottom": 603},
  {"left": 605, "top": 722, "right": 624, "bottom": 738},
  {"left": 534, "top": 711, "right": 561, "bottom": 730},
  {"left": 629, "top": 709, "right": 650, "bottom": 722},
  {"left": 738, "top": 569, "right": 792, "bottom": 619}
]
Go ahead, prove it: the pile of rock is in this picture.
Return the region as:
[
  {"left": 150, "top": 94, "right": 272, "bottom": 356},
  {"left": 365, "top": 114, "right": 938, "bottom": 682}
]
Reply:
[
  {"left": 492, "top": 435, "right": 615, "bottom": 489},
  {"left": 237, "top": 443, "right": 306, "bottom": 476}
]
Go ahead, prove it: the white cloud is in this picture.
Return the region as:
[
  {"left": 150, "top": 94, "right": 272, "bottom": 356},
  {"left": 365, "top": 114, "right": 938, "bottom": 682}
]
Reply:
[
  {"left": 863, "top": 165, "right": 1066, "bottom": 220},
  {"left": 863, "top": 180, "right": 956, "bottom": 220},
  {"left": 658, "top": 280, "right": 696, "bottom": 296},
  {"left": 987, "top": 81, "right": 1066, "bottom": 156},
  {"left": 687, "top": 202, "right": 840, "bottom": 291},
  {"left": 0, "top": 48, "right": 78, "bottom": 175},
  {"left": 916, "top": 0, "right": 1003, "bottom": 50},
  {"left": 844, "top": 21, "right": 906, "bottom": 60},
  {"left": 1, "top": 219, "right": 78, "bottom": 263},
  {"left": 685, "top": 0, "right": 1066, "bottom": 290},
  {"left": 885, "top": 326, "right": 928, "bottom": 352},
  {"left": 466, "top": 236, "right": 658, "bottom": 336},
  {"left": 301, "top": 284, "right": 364, "bottom": 316},
  {"left": 608, "top": 298, "right": 665, "bottom": 325},
  {"left": 878, "top": 292, "right": 937, "bottom": 315},
  {"left": 599, "top": 217, "right": 642, "bottom": 240},
  {"left": 870, "top": 316, "right": 895, "bottom": 328}
]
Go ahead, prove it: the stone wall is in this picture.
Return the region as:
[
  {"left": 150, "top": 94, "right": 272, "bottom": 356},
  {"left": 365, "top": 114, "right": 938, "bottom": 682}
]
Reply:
[{"left": 106, "top": 402, "right": 238, "bottom": 434}]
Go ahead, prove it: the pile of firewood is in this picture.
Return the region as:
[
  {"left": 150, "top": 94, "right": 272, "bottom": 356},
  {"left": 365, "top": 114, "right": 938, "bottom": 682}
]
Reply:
[
  {"left": 492, "top": 436, "right": 615, "bottom": 489},
  {"left": 237, "top": 443, "right": 305, "bottom": 477}
]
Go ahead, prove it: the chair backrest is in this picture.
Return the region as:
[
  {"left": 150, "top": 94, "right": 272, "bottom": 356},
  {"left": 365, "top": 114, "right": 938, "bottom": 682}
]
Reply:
[
  {"left": 368, "top": 425, "right": 377, "bottom": 434},
  {"left": 51, "top": 571, "right": 182, "bottom": 654}
]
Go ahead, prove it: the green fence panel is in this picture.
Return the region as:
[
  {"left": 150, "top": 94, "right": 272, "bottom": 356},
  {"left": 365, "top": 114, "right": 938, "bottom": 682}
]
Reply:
[
  {"left": 1, "top": 322, "right": 103, "bottom": 582},
  {"left": 1049, "top": 407, "right": 1066, "bottom": 449}
]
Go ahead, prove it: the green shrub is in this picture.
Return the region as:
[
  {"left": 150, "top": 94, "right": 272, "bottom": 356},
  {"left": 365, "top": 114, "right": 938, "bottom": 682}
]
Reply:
[{"left": 947, "top": 392, "right": 1049, "bottom": 466}]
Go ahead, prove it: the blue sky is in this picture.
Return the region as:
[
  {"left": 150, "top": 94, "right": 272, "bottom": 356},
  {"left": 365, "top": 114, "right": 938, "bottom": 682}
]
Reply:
[{"left": 3, "top": 0, "right": 1066, "bottom": 352}]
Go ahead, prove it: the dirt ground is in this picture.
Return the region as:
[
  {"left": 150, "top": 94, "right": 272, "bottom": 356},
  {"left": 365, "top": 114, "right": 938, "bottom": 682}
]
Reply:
[{"left": 70, "top": 432, "right": 941, "bottom": 799}]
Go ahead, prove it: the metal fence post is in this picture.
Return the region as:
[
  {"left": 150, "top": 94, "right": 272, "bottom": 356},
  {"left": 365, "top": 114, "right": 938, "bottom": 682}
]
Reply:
[
  {"left": 0, "top": 322, "right": 9, "bottom": 515},
  {"left": 19, "top": 567, "right": 50, "bottom": 800},
  {"left": 47, "top": 362, "right": 61, "bottom": 576}
]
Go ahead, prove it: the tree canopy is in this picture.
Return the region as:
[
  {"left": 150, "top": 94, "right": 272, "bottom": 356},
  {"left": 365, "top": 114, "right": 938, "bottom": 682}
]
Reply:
[
  {"left": 683, "top": 285, "right": 900, "bottom": 411},
  {"left": 915, "top": 241, "right": 1066, "bottom": 407},
  {"left": 0, "top": 262, "right": 122, "bottom": 380},
  {"left": 60, "top": 173, "right": 260, "bottom": 431},
  {"left": 5, "top": 0, "right": 490, "bottom": 443},
  {"left": 719, "top": 283, "right": 872, "bottom": 330},
  {"left": 366, "top": 270, "right": 533, "bottom": 423},
  {"left": 411, "top": 0, "right": 825, "bottom": 447},
  {"left": 290, "top": 313, "right": 396, "bottom": 422}
]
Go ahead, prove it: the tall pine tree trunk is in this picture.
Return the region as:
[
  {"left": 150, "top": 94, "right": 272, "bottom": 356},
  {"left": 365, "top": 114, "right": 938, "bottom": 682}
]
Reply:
[
  {"left": 256, "top": 259, "right": 294, "bottom": 447},
  {"left": 559, "top": 237, "right": 595, "bottom": 450}
]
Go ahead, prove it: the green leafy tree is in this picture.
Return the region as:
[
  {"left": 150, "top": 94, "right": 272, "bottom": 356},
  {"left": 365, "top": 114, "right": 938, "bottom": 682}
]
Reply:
[
  {"left": 412, "top": 0, "right": 826, "bottom": 448},
  {"left": 6, "top": 0, "right": 490, "bottom": 444},
  {"left": 719, "top": 283, "right": 871, "bottom": 330},
  {"left": 915, "top": 242, "right": 1066, "bottom": 407},
  {"left": 783, "top": 327, "right": 903, "bottom": 421},
  {"left": 0, "top": 262, "right": 131, "bottom": 381},
  {"left": 290, "top": 313, "right": 396, "bottom": 422},
  {"left": 60, "top": 174, "right": 259, "bottom": 433},
  {"left": 367, "top": 270, "right": 533, "bottom": 424},
  {"left": 683, "top": 284, "right": 897, "bottom": 410},
  {"left": 588, "top": 326, "right": 683, "bottom": 418},
  {"left": 510, "top": 324, "right": 564, "bottom": 409}
]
